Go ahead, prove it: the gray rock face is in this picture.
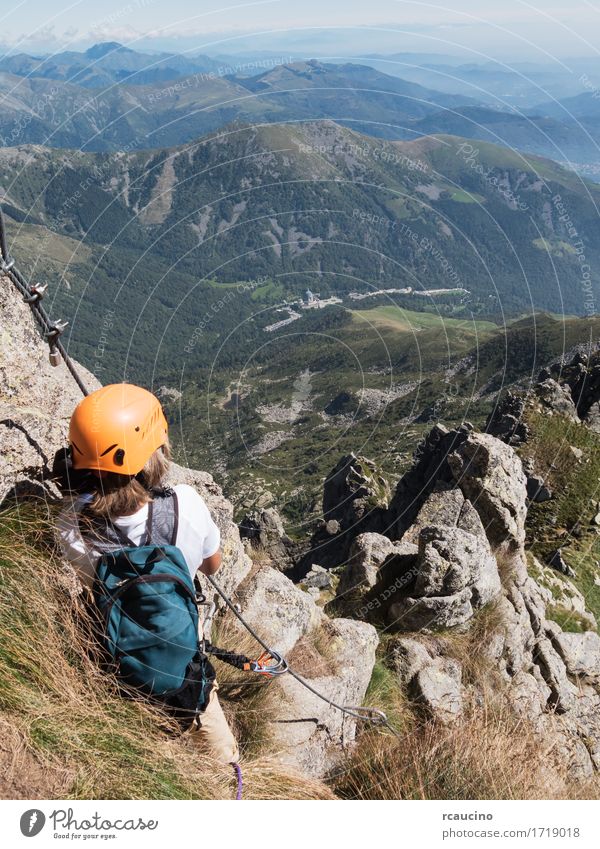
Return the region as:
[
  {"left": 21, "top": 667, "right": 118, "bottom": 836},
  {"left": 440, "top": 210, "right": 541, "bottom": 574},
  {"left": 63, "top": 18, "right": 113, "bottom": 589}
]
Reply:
[
  {"left": 389, "top": 636, "right": 433, "bottom": 684},
  {"left": 232, "top": 565, "right": 322, "bottom": 655},
  {"left": 273, "top": 618, "right": 379, "bottom": 775},
  {"left": 546, "top": 548, "right": 576, "bottom": 579},
  {"left": 0, "top": 274, "right": 100, "bottom": 504},
  {"left": 383, "top": 483, "right": 501, "bottom": 631},
  {"left": 485, "top": 391, "right": 529, "bottom": 445},
  {"left": 238, "top": 506, "right": 294, "bottom": 571},
  {"left": 336, "top": 532, "right": 399, "bottom": 605},
  {"left": 535, "top": 378, "right": 579, "bottom": 420},
  {"left": 448, "top": 432, "right": 528, "bottom": 548},
  {"left": 388, "top": 586, "right": 474, "bottom": 631},
  {"left": 414, "top": 525, "right": 499, "bottom": 602},
  {"left": 507, "top": 671, "right": 551, "bottom": 719},
  {"left": 535, "top": 637, "right": 578, "bottom": 713},
  {"left": 554, "top": 632, "right": 600, "bottom": 683},
  {"left": 403, "top": 484, "right": 485, "bottom": 544},
  {"left": 411, "top": 657, "right": 463, "bottom": 724},
  {"left": 379, "top": 422, "right": 600, "bottom": 778}
]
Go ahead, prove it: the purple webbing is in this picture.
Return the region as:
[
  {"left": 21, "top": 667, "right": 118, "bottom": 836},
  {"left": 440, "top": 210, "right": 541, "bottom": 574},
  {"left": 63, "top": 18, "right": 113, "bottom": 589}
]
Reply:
[{"left": 232, "top": 762, "right": 243, "bottom": 800}]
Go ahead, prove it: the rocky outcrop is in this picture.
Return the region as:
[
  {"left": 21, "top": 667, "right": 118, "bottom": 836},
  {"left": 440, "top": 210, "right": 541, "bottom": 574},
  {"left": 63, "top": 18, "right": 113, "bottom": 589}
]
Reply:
[
  {"left": 0, "top": 273, "right": 100, "bottom": 504},
  {"left": 335, "top": 532, "right": 401, "bottom": 612},
  {"left": 485, "top": 391, "right": 529, "bottom": 445},
  {"left": 299, "top": 453, "right": 390, "bottom": 572},
  {"left": 547, "top": 350, "right": 600, "bottom": 424},
  {"left": 238, "top": 506, "right": 296, "bottom": 571},
  {"left": 386, "top": 424, "right": 471, "bottom": 540},
  {"left": 389, "top": 636, "right": 463, "bottom": 724},
  {"left": 323, "top": 453, "right": 390, "bottom": 525},
  {"left": 447, "top": 432, "right": 528, "bottom": 549},
  {"left": 535, "top": 378, "right": 579, "bottom": 420},
  {"left": 326, "top": 419, "right": 600, "bottom": 779},
  {"left": 387, "top": 523, "right": 501, "bottom": 630}
]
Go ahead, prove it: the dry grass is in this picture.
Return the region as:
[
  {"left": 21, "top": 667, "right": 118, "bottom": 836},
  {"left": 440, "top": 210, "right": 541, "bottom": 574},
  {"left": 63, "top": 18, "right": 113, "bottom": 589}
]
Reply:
[
  {"left": 330, "top": 703, "right": 599, "bottom": 800},
  {"left": 440, "top": 600, "right": 507, "bottom": 688},
  {"left": 287, "top": 620, "right": 339, "bottom": 678},
  {"left": 0, "top": 501, "right": 331, "bottom": 800}
]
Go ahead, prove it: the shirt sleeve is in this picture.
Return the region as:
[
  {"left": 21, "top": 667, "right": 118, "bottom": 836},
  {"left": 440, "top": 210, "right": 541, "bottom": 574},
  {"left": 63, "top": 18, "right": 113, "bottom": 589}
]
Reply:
[
  {"left": 56, "top": 498, "right": 97, "bottom": 589},
  {"left": 202, "top": 510, "right": 221, "bottom": 559},
  {"left": 176, "top": 484, "right": 221, "bottom": 560}
]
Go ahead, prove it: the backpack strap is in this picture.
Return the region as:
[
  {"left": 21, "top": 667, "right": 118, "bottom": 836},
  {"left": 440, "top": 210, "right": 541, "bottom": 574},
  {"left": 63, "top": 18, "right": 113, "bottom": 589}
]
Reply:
[{"left": 147, "top": 489, "right": 179, "bottom": 547}]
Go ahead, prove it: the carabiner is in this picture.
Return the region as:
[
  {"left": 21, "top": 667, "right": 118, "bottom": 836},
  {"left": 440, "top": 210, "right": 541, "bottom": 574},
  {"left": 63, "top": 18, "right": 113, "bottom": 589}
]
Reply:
[{"left": 247, "top": 649, "right": 288, "bottom": 677}]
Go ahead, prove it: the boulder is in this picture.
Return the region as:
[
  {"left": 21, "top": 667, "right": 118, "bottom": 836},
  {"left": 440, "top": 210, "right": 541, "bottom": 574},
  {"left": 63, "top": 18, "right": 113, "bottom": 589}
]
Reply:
[
  {"left": 388, "top": 636, "right": 433, "bottom": 684},
  {"left": 546, "top": 548, "right": 576, "bottom": 579},
  {"left": 554, "top": 631, "right": 600, "bottom": 682},
  {"left": 447, "top": 432, "right": 528, "bottom": 548},
  {"left": 303, "top": 564, "right": 334, "bottom": 590},
  {"left": 410, "top": 656, "right": 463, "bottom": 724},
  {"left": 527, "top": 475, "right": 553, "bottom": 503},
  {"left": 231, "top": 565, "right": 322, "bottom": 655},
  {"left": 238, "top": 506, "right": 295, "bottom": 570},
  {"left": 336, "top": 532, "right": 399, "bottom": 604},
  {"left": 535, "top": 378, "right": 579, "bottom": 419},
  {"left": 388, "top": 586, "right": 473, "bottom": 631},
  {"left": 413, "top": 525, "right": 500, "bottom": 605},
  {"left": 273, "top": 618, "right": 378, "bottom": 775}
]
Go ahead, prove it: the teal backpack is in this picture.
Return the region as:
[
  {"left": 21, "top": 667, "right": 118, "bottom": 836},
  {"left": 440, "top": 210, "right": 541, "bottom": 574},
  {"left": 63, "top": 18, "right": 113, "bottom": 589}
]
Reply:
[{"left": 80, "top": 490, "right": 214, "bottom": 722}]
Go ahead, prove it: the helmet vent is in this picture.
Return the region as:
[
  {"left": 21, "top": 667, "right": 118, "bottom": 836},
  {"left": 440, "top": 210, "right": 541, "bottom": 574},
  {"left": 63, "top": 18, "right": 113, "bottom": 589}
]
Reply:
[
  {"left": 114, "top": 448, "right": 125, "bottom": 466},
  {"left": 100, "top": 443, "right": 118, "bottom": 457}
]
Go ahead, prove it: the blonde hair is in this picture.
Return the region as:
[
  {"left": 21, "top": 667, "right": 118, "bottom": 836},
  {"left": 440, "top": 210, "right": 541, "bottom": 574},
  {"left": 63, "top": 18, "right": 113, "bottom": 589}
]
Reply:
[{"left": 88, "top": 441, "right": 171, "bottom": 520}]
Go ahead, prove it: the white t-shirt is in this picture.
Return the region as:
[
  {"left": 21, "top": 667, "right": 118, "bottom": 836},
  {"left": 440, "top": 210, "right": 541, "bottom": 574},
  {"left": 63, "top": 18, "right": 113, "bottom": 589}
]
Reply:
[{"left": 57, "top": 484, "right": 220, "bottom": 589}]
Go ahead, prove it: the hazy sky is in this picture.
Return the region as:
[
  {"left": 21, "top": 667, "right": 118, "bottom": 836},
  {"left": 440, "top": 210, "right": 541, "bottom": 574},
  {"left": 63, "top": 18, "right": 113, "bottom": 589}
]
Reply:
[{"left": 2, "top": 0, "right": 600, "bottom": 60}]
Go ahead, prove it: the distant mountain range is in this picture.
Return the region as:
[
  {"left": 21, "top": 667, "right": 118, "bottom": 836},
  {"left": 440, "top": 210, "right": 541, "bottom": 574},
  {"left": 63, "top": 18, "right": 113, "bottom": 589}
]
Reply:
[
  {"left": 0, "top": 42, "right": 219, "bottom": 88},
  {"left": 363, "top": 55, "right": 599, "bottom": 107},
  {"left": 0, "top": 47, "right": 597, "bottom": 173},
  {"left": 1, "top": 120, "right": 598, "bottom": 351}
]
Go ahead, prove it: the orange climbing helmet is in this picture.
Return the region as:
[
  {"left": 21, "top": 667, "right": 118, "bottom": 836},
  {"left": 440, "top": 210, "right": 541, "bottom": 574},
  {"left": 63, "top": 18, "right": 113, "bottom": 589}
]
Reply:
[{"left": 69, "top": 383, "right": 168, "bottom": 476}]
